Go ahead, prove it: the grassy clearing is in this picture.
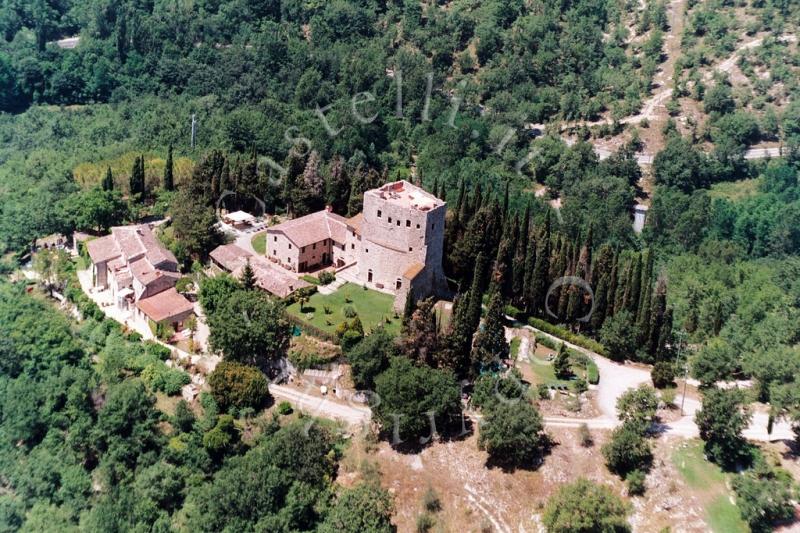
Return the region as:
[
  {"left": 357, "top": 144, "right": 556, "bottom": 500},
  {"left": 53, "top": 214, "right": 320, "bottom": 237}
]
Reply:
[
  {"left": 709, "top": 178, "right": 761, "bottom": 202},
  {"left": 510, "top": 337, "right": 521, "bottom": 359},
  {"left": 251, "top": 232, "right": 266, "bottom": 255},
  {"left": 286, "top": 282, "right": 400, "bottom": 336},
  {"left": 672, "top": 441, "right": 748, "bottom": 533}
]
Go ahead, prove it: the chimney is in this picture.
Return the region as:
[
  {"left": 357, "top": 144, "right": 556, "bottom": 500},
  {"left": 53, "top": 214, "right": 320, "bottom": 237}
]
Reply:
[{"left": 325, "top": 205, "right": 333, "bottom": 212}]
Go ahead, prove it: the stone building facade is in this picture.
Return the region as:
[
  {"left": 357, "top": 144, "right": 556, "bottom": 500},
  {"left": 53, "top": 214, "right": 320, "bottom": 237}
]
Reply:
[{"left": 267, "top": 180, "right": 446, "bottom": 310}]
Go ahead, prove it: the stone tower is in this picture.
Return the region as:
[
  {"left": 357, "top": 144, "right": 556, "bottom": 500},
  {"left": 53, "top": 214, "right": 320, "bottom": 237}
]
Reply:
[{"left": 357, "top": 180, "right": 447, "bottom": 310}]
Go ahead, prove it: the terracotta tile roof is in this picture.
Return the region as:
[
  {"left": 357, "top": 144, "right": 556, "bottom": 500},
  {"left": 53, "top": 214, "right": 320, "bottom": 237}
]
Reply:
[
  {"left": 231, "top": 261, "right": 311, "bottom": 298},
  {"left": 210, "top": 244, "right": 253, "bottom": 272},
  {"left": 210, "top": 243, "right": 309, "bottom": 298},
  {"left": 136, "top": 288, "right": 194, "bottom": 323},
  {"left": 129, "top": 257, "right": 180, "bottom": 287},
  {"left": 403, "top": 262, "right": 425, "bottom": 279},
  {"left": 346, "top": 213, "right": 364, "bottom": 236},
  {"left": 111, "top": 225, "right": 177, "bottom": 268},
  {"left": 268, "top": 210, "right": 348, "bottom": 248},
  {"left": 86, "top": 235, "right": 119, "bottom": 264}
]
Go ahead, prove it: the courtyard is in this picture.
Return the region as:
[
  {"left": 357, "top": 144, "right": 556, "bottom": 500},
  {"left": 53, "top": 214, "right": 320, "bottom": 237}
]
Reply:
[{"left": 285, "top": 282, "right": 401, "bottom": 336}]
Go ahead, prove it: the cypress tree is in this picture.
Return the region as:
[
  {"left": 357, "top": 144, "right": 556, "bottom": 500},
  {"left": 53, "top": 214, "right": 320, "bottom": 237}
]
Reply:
[
  {"left": 591, "top": 272, "right": 609, "bottom": 331},
  {"left": 164, "top": 145, "right": 175, "bottom": 191},
  {"left": 501, "top": 180, "right": 510, "bottom": 219},
  {"left": 402, "top": 289, "right": 415, "bottom": 326},
  {"left": 529, "top": 212, "right": 551, "bottom": 316},
  {"left": 240, "top": 259, "right": 256, "bottom": 290},
  {"left": 614, "top": 256, "right": 628, "bottom": 316},
  {"left": 325, "top": 156, "right": 349, "bottom": 213},
  {"left": 443, "top": 253, "right": 488, "bottom": 377},
  {"left": 522, "top": 229, "right": 537, "bottom": 312},
  {"left": 471, "top": 282, "right": 509, "bottom": 373},
  {"left": 647, "top": 277, "right": 668, "bottom": 356},
  {"left": 455, "top": 179, "right": 467, "bottom": 219},
  {"left": 656, "top": 308, "right": 674, "bottom": 361},
  {"left": 512, "top": 205, "right": 530, "bottom": 301},
  {"left": 129, "top": 155, "right": 145, "bottom": 200},
  {"left": 605, "top": 253, "right": 619, "bottom": 320},
  {"left": 626, "top": 254, "right": 643, "bottom": 316},
  {"left": 346, "top": 163, "right": 366, "bottom": 216},
  {"left": 583, "top": 225, "right": 594, "bottom": 283},
  {"left": 102, "top": 166, "right": 114, "bottom": 191},
  {"left": 553, "top": 343, "right": 572, "bottom": 379}
]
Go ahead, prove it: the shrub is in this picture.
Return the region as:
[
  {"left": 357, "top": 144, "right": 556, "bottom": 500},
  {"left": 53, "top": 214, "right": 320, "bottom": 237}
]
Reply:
[
  {"left": 626, "top": 469, "right": 647, "bottom": 496},
  {"left": 422, "top": 487, "right": 441, "bottom": 513},
  {"left": 661, "top": 388, "right": 677, "bottom": 408},
  {"left": 175, "top": 276, "right": 194, "bottom": 293},
  {"left": 572, "top": 377, "right": 588, "bottom": 394},
  {"left": 141, "top": 362, "right": 191, "bottom": 395},
  {"left": 543, "top": 479, "right": 631, "bottom": 533},
  {"left": 651, "top": 361, "right": 675, "bottom": 388},
  {"left": 602, "top": 423, "right": 653, "bottom": 477},
  {"left": 276, "top": 401, "right": 293, "bottom": 416},
  {"left": 503, "top": 304, "right": 523, "bottom": 319},
  {"left": 578, "top": 423, "right": 593, "bottom": 447},
  {"left": 416, "top": 513, "right": 435, "bottom": 533},
  {"left": 528, "top": 317, "right": 607, "bottom": 356},
  {"left": 144, "top": 341, "right": 172, "bottom": 360},
  {"left": 318, "top": 271, "right": 336, "bottom": 285},
  {"left": 536, "top": 383, "right": 551, "bottom": 400},
  {"left": 301, "top": 274, "right": 320, "bottom": 285},
  {"left": 343, "top": 305, "right": 357, "bottom": 318},
  {"left": 207, "top": 361, "right": 272, "bottom": 412}
]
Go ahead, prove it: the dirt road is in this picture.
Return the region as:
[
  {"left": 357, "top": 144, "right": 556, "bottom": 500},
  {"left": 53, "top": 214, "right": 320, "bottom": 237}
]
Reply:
[{"left": 269, "top": 384, "right": 371, "bottom": 426}]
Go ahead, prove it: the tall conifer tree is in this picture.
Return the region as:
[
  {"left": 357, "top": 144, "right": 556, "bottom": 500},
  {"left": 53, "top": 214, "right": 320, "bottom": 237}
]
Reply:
[{"left": 164, "top": 145, "right": 175, "bottom": 191}]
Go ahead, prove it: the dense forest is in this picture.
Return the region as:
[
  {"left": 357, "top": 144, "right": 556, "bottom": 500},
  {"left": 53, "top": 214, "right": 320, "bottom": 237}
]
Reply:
[{"left": 0, "top": 282, "right": 394, "bottom": 531}]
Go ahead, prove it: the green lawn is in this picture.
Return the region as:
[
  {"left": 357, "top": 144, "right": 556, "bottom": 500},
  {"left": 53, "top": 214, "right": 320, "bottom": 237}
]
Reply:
[
  {"left": 672, "top": 441, "right": 748, "bottom": 533},
  {"left": 709, "top": 178, "right": 761, "bottom": 202},
  {"left": 251, "top": 232, "right": 266, "bottom": 254},
  {"left": 286, "top": 282, "right": 400, "bottom": 336}
]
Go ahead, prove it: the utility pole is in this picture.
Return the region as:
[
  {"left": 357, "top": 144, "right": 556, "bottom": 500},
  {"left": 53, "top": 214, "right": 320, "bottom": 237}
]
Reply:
[{"left": 191, "top": 114, "right": 197, "bottom": 150}]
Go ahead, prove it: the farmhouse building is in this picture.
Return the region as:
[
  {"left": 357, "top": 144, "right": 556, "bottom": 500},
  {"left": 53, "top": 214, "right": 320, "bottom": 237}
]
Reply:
[
  {"left": 267, "top": 180, "right": 447, "bottom": 309},
  {"left": 210, "top": 243, "right": 311, "bottom": 298},
  {"left": 85, "top": 224, "right": 194, "bottom": 331}
]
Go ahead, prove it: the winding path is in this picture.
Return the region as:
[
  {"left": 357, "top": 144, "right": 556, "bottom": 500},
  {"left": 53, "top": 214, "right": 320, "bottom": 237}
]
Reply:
[{"left": 522, "top": 323, "right": 794, "bottom": 442}]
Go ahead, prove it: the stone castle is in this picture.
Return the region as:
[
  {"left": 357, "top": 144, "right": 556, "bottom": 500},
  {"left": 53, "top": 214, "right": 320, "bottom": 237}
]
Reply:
[{"left": 266, "top": 180, "right": 447, "bottom": 309}]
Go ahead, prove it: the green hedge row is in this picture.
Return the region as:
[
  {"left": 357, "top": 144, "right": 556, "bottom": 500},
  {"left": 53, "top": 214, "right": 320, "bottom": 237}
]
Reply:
[
  {"left": 527, "top": 317, "right": 608, "bottom": 357},
  {"left": 283, "top": 312, "right": 339, "bottom": 345}
]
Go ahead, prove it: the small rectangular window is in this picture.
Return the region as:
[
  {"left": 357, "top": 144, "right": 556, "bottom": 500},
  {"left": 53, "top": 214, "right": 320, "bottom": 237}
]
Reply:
[
  {"left": 312, "top": 243, "right": 316, "bottom": 250},
  {"left": 302, "top": 246, "right": 306, "bottom": 252},
  {"left": 274, "top": 236, "right": 277, "bottom": 242},
  {"left": 406, "top": 220, "right": 411, "bottom": 227},
  {"left": 416, "top": 224, "right": 420, "bottom": 229},
  {"left": 289, "top": 244, "right": 292, "bottom": 250},
  {"left": 377, "top": 210, "right": 382, "bottom": 218},
  {"left": 396, "top": 220, "right": 400, "bottom": 226},
  {"left": 432, "top": 224, "right": 435, "bottom": 230},
  {"left": 388, "top": 217, "right": 392, "bottom": 223},
  {"left": 409, "top": 247, "right": 413, "bottom": 252},
  {"left": 351, "top": 243, "right": 355, "bottom": 249},
  {"left": 365, "top": 249, "right": 369, "bottom": 253},
  {"left": 273, "top": 250, "right": 276, "bottom": 255}
]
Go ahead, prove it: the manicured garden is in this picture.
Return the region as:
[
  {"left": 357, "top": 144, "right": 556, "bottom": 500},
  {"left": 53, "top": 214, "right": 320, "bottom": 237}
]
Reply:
[{"left": 286, "top": 283, "right": 401, "bottom": 336}]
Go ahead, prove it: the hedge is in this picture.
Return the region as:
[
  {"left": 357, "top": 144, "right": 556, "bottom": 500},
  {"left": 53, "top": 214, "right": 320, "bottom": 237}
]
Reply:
[
  {"left": 283, "top": 312, "right": 339, "bottom": 345},
  {"left": 527, "top": 317, "right": 608, "bottom": 357},
  {"left": 301, "top": 275, "right": 320, "bottom": 285}
]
